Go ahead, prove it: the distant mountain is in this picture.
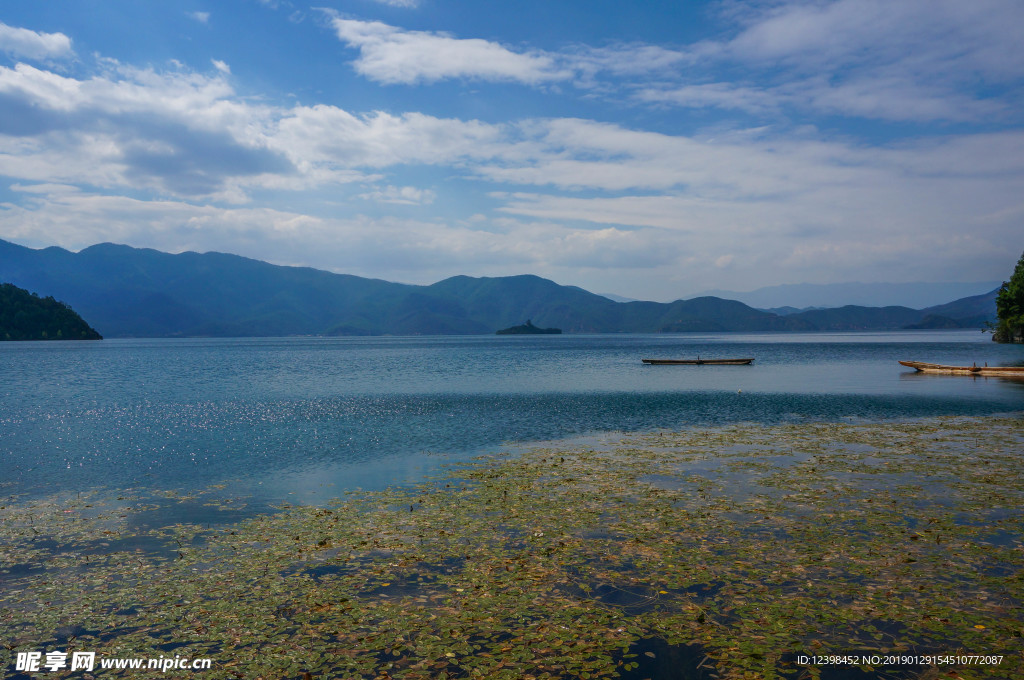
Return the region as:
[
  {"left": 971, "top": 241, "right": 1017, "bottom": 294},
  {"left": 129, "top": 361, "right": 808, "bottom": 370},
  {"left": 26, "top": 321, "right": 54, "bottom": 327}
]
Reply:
[
  {"left": 919, "top": 289, "right": 998, "bottom": 328},
  {"left": 0, "top": 282, "right": 102, "bottom": 340},
  {"left": 776, "top": 289, "right": 1000, "bottom": 331},
  {"left": 0, "top": 239, "right": 1000, "bottom": 337},
  {"left": 786, "top": 305, "right": 924, "bottom": 331},
  {"left": 702, "top": 281, "right": 1002, "bottom": 309},
  {"left": 599, "top": 292, "right": 641, "bottom": 303},
  {"left": 759, "top": 305, "right": 826, "bottom": 316},
  {"left": 618, "top": 297, "right": 814, "bottom": 332}
]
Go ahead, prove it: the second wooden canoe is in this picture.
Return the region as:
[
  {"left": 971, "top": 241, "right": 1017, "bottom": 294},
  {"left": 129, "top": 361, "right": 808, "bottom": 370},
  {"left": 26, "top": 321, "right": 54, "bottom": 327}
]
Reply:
[{"left": 899, "top": 360, "right": 1024, "bottom": 377}]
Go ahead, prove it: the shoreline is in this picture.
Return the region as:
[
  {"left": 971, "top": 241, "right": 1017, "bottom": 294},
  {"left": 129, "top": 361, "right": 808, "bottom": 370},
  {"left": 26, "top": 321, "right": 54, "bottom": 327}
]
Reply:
[{"left": 3, "top": 414, "right": 1023, "bottom": 678}]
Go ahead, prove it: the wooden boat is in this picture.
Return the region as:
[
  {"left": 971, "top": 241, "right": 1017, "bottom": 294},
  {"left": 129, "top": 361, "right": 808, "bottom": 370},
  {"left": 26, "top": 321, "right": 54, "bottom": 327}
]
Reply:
[
  {"left": 899, "top": 360, "right": 1024, "bottom": 377},
  {"left": 642, "top": 358, "right": 753, "bottom": 365}
]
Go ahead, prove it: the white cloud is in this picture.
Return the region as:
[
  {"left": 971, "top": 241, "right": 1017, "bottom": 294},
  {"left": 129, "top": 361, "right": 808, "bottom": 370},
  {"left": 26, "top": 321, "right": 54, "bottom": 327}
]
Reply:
[
  {"left": 358, "top": 185, "right": 436, "bottom": 205},
  {"left": 324, "top": 17, "right": 694, "bottom": 88},
  {"left": 0, "top": 58, "right": 508, "bottom": 198},
  {"left": 0, "top": 61, "right": 289, "bottom": 200},
  {"left": 475, "top": 118, "right": 883, "bottom": 199},
  {"left": 634, "top": 82, "right": 779, "bottom": 114},
  {"left": 10, "top": 182, "right": 81, "bottom": 195},
  {"left": 271, "top": 106, "right": 507, "bottom": 170},
  {"left": 212, "top": 59, "right": 231, "bottom": 74},
  {"left": 187, "top": 12, "right": 211, "bottom": 24},
  {"left": 370, "top": 0, "right": 420, "bottom": 7},
  {"left": 0, "top": 22, "right": 73, "bottom": 60},
  {"left": 0, "top": 61, "right": 236, "bottom": 116},
  {"left": 568, "top": 44, "right": 690, "bottom": 81},
  {"left": 714, "top": 254, "right": 734, "bottom": 268},
  {"left": 723, "top": 0, "right": 1024, "bottom": 82},
  {"left": 795, "top": 77, "right": 1007, "bottom": 123},
  {"left": 326, "top": 16, "right": 571, "bottom": 85}
]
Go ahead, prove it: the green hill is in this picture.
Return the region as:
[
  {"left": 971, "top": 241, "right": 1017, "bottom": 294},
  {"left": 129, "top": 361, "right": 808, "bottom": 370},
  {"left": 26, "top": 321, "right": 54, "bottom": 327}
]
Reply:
[{"left": 0, "top": 282, "right": 102, "bottom": 340}]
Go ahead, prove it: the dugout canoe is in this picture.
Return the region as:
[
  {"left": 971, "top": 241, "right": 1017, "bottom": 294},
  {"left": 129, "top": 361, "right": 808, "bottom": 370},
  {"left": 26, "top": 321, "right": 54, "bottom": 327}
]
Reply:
[
  {"left": 898, "top": 360, "right": 1024, "bottom": 377},
  {"left": 642, "top": 358, "right": 754, "bottom": 365}
]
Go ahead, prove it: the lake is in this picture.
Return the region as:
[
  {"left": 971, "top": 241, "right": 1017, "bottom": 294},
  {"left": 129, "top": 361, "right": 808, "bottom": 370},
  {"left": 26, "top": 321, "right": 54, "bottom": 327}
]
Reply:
[
  {"left": 3, "top": 330, "right": 1024, "bottom": 680},
  {"left": 2, "top": 330, "right": 1022, "bottom": 504}
]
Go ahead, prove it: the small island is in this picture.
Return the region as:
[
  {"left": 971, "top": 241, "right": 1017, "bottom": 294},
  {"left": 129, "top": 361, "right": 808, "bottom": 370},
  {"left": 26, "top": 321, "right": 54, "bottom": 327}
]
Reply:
[
  {"left": 495, "top": 319, "right": 562, "bottom": 335},
  {"left": 1, "top": 282, "right": 102, "bottom": 340}
]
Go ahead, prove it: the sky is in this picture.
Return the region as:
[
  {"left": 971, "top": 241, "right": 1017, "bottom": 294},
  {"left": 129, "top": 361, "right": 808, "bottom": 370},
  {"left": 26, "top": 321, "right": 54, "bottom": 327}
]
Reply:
[{"left": 0, "top": 0, "right": 1022, "bottom": 302}]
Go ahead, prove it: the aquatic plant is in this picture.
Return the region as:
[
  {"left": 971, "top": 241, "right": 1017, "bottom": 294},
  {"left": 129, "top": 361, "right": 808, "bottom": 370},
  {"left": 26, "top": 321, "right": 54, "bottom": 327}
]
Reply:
[{"left": 2, "top": 416, "right": 1022, "bottom": 678}]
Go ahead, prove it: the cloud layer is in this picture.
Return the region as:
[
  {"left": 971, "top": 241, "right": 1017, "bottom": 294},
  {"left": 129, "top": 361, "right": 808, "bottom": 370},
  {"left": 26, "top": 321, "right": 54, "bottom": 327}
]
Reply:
[{"left": 326, "top": 1, "right": 1024, "bottom": 125}]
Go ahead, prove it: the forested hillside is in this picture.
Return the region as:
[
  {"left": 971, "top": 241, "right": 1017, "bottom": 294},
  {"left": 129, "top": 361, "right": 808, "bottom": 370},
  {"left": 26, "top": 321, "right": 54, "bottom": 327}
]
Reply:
[{"left": 0, "top": 282, "right": 102, "bottom": 341}]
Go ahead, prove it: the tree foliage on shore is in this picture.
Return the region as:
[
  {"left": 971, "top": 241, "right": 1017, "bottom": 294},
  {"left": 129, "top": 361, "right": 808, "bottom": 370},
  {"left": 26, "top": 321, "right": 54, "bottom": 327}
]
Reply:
[
  {"left": 994, "top": 250, "right": 1024, "bottom": 343},
  {"left": 0, "top": 282, "right": 102, "bottom": 340}
]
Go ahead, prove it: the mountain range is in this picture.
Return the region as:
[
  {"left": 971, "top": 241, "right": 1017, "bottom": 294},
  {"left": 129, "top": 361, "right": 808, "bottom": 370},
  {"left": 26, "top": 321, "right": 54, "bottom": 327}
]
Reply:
[
  {"left": 701, "top": 280, "right": 1002, "bottom": 309},
  {"left": 0, "top": 239, "right": 998, "bottom": 338}
]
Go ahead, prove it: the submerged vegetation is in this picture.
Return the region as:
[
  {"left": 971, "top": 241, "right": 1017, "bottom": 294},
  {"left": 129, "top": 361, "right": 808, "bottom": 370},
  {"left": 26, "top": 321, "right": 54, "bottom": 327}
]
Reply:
[{"left": 2, "top": 416, "right": 1023, "bottom": 679}]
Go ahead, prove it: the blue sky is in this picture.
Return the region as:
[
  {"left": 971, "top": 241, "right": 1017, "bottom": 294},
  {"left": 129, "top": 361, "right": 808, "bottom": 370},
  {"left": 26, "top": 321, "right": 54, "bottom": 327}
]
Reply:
[{"left": 1, "top": 0, "right": 1022, "bottom": 301}]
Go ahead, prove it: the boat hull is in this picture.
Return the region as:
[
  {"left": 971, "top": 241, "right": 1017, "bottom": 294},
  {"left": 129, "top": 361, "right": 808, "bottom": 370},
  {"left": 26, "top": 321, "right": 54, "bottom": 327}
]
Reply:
[
  {"left": 642, "top": 358, "right": 753, "bottom": 365},
  {"left": 899, "top": 360, "right": 1024, "bottom": 377}
]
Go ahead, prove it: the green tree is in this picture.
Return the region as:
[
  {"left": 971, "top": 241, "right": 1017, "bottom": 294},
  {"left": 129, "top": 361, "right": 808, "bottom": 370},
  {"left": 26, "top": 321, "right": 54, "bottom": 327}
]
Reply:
[
  {"left": 994, "top": 250, "right": 1024, "bottom": 343},
  {"left": 0, "top": 282, "right": 102, "bottom": 341}
]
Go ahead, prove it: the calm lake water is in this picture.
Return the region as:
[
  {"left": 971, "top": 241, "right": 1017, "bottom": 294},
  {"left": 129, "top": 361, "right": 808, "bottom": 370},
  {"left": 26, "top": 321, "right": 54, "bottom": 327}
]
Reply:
[{"left": 2, "top": 331, "right": 1022, "bottom": 504}]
